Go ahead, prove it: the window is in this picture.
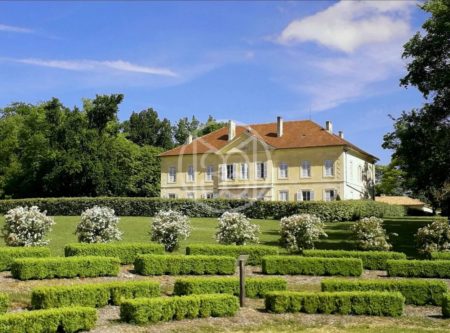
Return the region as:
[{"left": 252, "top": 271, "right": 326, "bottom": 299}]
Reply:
[
  {"left": 205, "top": 165, "right": 213, "bottom": 182},
  {"left": 187, "top": 192, "right": 195, "bottom": 199},
  {"left": 297, "top": 190, "right": 313, "bottom": 201},
  {"left": 279, "top": 163, "right": 288, "bottom": 179},
  {"left": 205, "top": 192, "right": 214, "bottom": 199},
  {"left": 187, "top": 165, "right": 195, "bottom": 182},
  {"left": 256, "top": 162, "right": 267, "bottom": 179},
  {"left": 168, "top": 193, "right": 177, "bottom": 199},
  {"left": 279, "top": 191, "right": 289, "bottom": 202},
  {"left": 324, "top": 160, "right": 334, "bottom": 177},
  {"left": 301, "top": 160, "right": 311, "bottom": 178},
  {"left": 359, "top": 166, "right": 364, "bottom": 182},
  {"left": 240, "top": 163, "right": 249, "bottom": 180},
  {"left": 168, "top": 167, "right": 176, "bottom": 183},
  {"left": 226, "top": 164, "right": 235, "bottom": 180},
  {"left": 324, "top": 189, "right": 336, "bottom": 202}
]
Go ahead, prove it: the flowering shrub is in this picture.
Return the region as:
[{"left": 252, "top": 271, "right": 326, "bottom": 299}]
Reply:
[
  {"left": 415, "top": 217, "right": 450, "bottom": 255},
  {"left": 2, "top": 206, "right": 54, "bottom": 246},
  {"left": 279, "top": 214, "right": 327, "bottom": 252},
  {"left": 76, "top": 206, "right": 122, "bottom": 243},
  {"left": 150, "top": 210, "right": 191, "bottom": 252},
  {"left": 350, "top": 216, "right": 392, "bottom": 251},
  {"left": 216, "top": 212, "right": 259, "bottom": 245}
]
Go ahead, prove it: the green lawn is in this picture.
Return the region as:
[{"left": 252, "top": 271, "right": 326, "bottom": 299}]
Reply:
[{"left": 0, "top": 215, "right": 436, "bottom": 257}]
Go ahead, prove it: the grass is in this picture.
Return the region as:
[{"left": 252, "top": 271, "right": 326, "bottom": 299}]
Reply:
[{"left": 0, "top": 215, "right": 436, "bottom": 257}]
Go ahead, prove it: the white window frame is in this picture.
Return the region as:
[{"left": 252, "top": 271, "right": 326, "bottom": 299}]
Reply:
[
  {"left": 205, "top": 192, "right": 214, "bottom": 199},
  {"left": 324, "top": 189, "right": 337, "bottom": 202},
  {"left": 279, "top": 162, "right": 288, "bottom": 179},
  {"left": 240, "top": 163, "right": 249, "bottom": 180},
  {"left": 279, "top": 190, "right": 289, "bottom": 202},
  {"left": 187, "top": 192, "right": 195, "bottom": 199},
  {"left": 297, "top": 189, "right": 314, "bottom": 201},
  {"left": 168, "top": 193, "right": 177, "bottom": 199},
  {"left": 205, "top": 165, "right": 214, "bottom": 182},
  {"left": 301, "top": 160, "right": 311, "bottom": 178},
  {"left": 256, "top": 161, "right": 267, "bottom": 180},
  {"left": 324, "top": 160, "right": 334, "bottom": 177},
  {"left": 226, "top": 164, "right": 235, "bottom": 180},
  {"left": 168, "top": 166, "right": 176, "bottom": 183},
  {"left": 187, "top": 165, "right": 195, "bottom": 182}
]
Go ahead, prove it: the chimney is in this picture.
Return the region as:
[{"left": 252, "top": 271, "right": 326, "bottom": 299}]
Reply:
[
  {"left": 338, "top": 131, "right": 344, "bottom": 139},
  {"left": 325, "top": 121, "right": 333, "bottom": 134},
  {"left": 277, "top": 116, "right": 283, "bottom": 137},
  {"left": 228, "top": 120, "right": 236, "bottom": 141},
  {"left": 186, "top": 134, "right": 193, "bottom": 144}
]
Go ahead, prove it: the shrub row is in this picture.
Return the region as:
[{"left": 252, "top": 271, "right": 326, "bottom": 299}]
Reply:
[
  {"left": 173, "top": 277, "right": 287, "bottom": 298},
  {"left": 430, "top": 252, "right": 450, "bottom": 260},
  {"left": 0, "top": 247, "right": 51, "bottom": 271},
  {"left": 31, "top": 281, "right": 160, "bottom": 309},
  {"left": 264, "top": 291, "right": 404, "bottom": 316},
  {"left": 186, "top": 244, "right": 278, "bottom": 266},
  {"left": 64, "top": 242, "right": 164, "bottom": 264},
  {"left": 0, "top": 294, "right": 8, "bottom": 314},
  {"left": 11, "top": 256, "right": 120, "bottom": 280},
  {"left": 0, "top": 307, "right": 97, "bottom": 333},
  {"left": 0, "top": 197, "right": 405, "bottom": 222},
  {"left": 302, "top": 249, "right": 407, "bottom": 270},
  {"left": 443, "top": 293, "right": 450, "bottom": 318},
  {"left": 321, "top": 278, "right": 447, "bottom": 305},
  {"left": 387, "top": 259, "right": 450, "bottom": 278},
  {"left": 120, "top": 294, "right": 239, "bottom": 324},
  {"left": 134, "top": 255, "right": 235, "bottom": 275},
  {"left": 262, "top": 256, "right": 363, "bottom": 276}
]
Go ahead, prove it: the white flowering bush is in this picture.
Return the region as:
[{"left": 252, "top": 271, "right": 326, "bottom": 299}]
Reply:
[
  {"left": 280, "top": 214, "right": 327, "bottom": 252},
  {"left": 2, "top": 206, "right": 55, "bottom": 246},
  {"left": 216, "top": 212, "right": 260, "bottom": 245},
  {"left": 151, "top": 210, "right": 191, "bottom": 252},
  {"left": 351, "top": 216, "right": 392, "bottom": 251},
  {"left": 76, "top": 206, "right": 122, "bottom": 243},
  {"left": 415, "top": 217, "right": 450, "bottom": 255}
]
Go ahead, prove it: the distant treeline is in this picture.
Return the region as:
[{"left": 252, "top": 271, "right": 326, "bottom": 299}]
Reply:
[{"left": 0, "top": 94, "right": 224, "bottom": 198}]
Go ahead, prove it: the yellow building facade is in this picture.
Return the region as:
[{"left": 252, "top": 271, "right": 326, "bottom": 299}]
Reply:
[{"left": 160, "top": 118, "right": 377, "bottom": 202}]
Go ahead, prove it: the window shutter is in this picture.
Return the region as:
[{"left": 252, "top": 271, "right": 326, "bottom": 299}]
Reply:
[
  {"left": 220, "top": 164, "right": 226, "bottom": 181},
  {"left": 311, "top": 191, "right": 315, "bottom": 201},
  {"left": 256, "top": 162, "right": 261, "bottom": 179},
  {"left": 264, "top": 162, "right": 268, "bottom": 178},
  {"left": 297, "top": 191, "right": 302, "bottom": 202}
]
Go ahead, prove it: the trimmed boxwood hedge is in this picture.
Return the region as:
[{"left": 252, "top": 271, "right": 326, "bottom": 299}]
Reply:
[
  {"left": 64, "top": 242, "right": 164, "bottom": 264},
  {"left": 0, "top": 307, "right": 97, "bottom": 333},
  {"left": 302, "top": 249, "right": 407, "bottom": 270},
  {"left": 430, "top": 252, "right": 450, "bottom": 260},
  {"left": 443, "top": 293, "right": 450, "bottom": 318},
  {"left": 173, "top": 277, "right": 287, "bottom": 298},
  {"left": 11, "top": 256, "right": 120, "bottom": 280},
  {"left": 134, "top": 254, "right": 235, "bottom": 275},
  {"left": 321, "top": 278, "right": 447, "bottom": 305},
  {"left": 31, "top": 281, "right": 161, "bottom": 309},
  {"left": 120, "top": 294, "right": 239, "bottom": 324},
  {"left": 0, "top": 294, "right": 8, "bottom": 314},
  {"left": 0, "top": 197, "right": 404, "bottom": 222},
  {"left": 186, "top": 244, "right": 279, "bottom": 266},
  {"left": 264, "top": 291, "right": 404, "bottom": 316},
  {"left": 387, "top": 259, "right": 450, "bottom": 278},
  {"left": 0, "top": 247, "right": 51, "bottom": 271},
  {"left": 262, "top": 256, "right": 363, "bottom": 276}
]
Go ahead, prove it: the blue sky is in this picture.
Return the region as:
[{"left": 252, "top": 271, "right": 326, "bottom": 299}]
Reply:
[{"left": 0, "top": 1, "right": 427, "bottom": 164}]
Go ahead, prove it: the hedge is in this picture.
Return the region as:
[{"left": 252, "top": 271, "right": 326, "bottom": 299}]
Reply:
[
  {"left": 173, "top": 277, "right": 287, "bottom": 298},
  {"left": 31, "top": 280, "right": 160, "bottom": 309},
  {"left": 443, "top": 293, "right": 450, "bottom": 318},
  {"left": 0, "top": 197, "right": 404, "bottom": 222},
  {"left": 0, "top": 247, "right": 51, "bottom": 271},
  {"left": 120, "top": 294, "right": 239, "bottom": 324},
  {"left": 186, "top": 244, "right": 278, "bottom": 266},
  {"left": 302, "top": 249, "right": 407, "bottom": 270},
  {"left": 321, "top": 278, "right": 447, "bottom": 305},
  {"left": 64, "top": 242, "right": 164, "bottom": 264},
  {"left": 387, "top": 259, "right": 450, "bottom": 278},
  {"left": 264, "top": 291, "right": 404, "bottom": 317},
  {"left": 11, "top": 256, "right": 120, "bottom": 280},
  {"left": 261, "top": 256, "right": 363, "bottom": 276},
  {"left": 0, "top": 307, "right": 97, "bottom": 333},
  {"left": 134, "top": 254, "right": 235, "bottom": 275},
  {"left": 0, "top": 294, "right": 8, "bottom": 314},
  {"left": 430, "top": 252, "right": 450, "bottom": 260}
]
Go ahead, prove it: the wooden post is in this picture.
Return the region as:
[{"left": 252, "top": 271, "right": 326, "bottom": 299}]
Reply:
[{"left": 238, "top": 255, "right": 249, "bottom": 307}]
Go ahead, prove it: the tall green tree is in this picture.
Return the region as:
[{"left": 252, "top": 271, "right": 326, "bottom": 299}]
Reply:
[
  {"left": 173, "top": 116, "right": 200, "bottom": 145},
  {"left": 383, "top": 0, "right": 450, "bottom": 213},
  {"left": 375, "top": 162, "right": 407, "bottom": 196},
  {"left": 197, "top": 115, "right": 226, "bottom": 136}
]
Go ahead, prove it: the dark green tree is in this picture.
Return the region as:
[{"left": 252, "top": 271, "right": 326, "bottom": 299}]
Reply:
[
  {"left": 375, "top": 163, "right": 407, "bottom": 196},
  {"left": 197, "top": 115, "right": 226, "bottom": 136}
]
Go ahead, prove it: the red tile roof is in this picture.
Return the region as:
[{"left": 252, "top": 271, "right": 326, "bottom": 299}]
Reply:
[{"left": 160, "top": 120, "right": 377, "bottom": 160}]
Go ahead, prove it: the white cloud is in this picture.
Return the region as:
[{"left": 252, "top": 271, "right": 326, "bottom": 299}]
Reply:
[
  {"left": 0, "top": 23, "right": 33, "bottom": 34},
  {"left": 14, "top": 58, "right": 178, "bottom": 77},
  {"left": 279, "top": 1, "right": 415, "bottom": 53}
]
